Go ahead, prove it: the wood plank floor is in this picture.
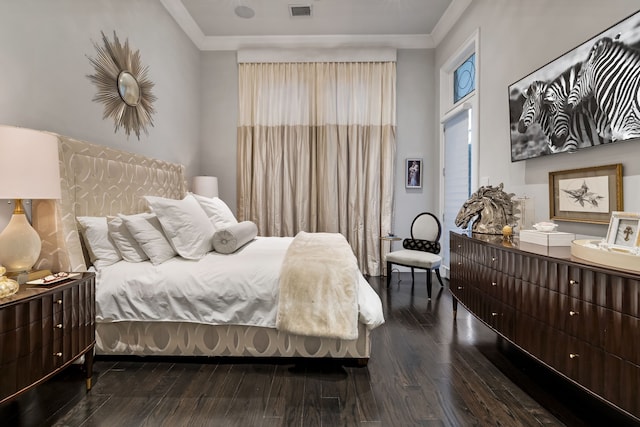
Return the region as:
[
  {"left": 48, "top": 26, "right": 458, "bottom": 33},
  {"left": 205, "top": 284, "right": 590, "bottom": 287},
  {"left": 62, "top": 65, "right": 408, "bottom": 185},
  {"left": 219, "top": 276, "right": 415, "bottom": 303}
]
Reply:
[{"left": 1, "top": 273, "right": 637, "bottom": 426}]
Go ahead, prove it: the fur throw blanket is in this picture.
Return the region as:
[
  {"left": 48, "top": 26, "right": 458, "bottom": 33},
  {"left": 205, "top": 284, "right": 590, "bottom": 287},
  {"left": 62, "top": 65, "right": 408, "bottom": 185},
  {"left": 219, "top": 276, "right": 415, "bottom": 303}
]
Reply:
[{"left": 276, "top": 231, "right": 359, "bottom": 340}]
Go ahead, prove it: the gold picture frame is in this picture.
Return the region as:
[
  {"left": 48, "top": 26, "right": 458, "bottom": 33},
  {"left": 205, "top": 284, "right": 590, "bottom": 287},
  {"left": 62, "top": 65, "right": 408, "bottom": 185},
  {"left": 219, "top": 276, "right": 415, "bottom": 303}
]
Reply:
[
  {"left": 605, "top": 211, "right": 640, "bottom": 251},
  {"left": 549, "top": 163, "right": 623, "bottom": 224}
]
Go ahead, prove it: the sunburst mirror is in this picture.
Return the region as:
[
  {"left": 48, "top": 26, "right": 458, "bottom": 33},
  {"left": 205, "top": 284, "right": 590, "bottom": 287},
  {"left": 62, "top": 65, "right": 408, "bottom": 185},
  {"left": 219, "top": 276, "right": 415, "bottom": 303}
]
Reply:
[{"left": 87, "top": 31, "right": 156, "bottom": 139}]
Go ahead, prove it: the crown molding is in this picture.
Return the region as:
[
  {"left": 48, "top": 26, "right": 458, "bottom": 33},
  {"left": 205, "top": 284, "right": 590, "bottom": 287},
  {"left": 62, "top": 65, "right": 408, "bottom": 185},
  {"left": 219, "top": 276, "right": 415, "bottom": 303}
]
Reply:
[
  {"left": 161, "top": 0, "right": 469, "bottom": 51},
  {"left": 431, "top": 0, "right": 473, "bottom": 46}
]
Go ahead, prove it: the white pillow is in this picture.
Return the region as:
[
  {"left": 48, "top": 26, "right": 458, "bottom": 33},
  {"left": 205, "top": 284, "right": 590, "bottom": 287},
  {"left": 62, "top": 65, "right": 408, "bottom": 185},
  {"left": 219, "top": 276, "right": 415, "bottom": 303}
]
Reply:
[
  {"left": 144, "top": 194, "right": 215, "bottom": 260},
  {"left": 107, "top": 215, "right": 149, "bottom": 262},
  {"left": 191, "top": 193, "right": 238, "bottom": 231},
  {"left": 212, "top": 221, "right": 258, "bottom": 254},
  {"left": 121, "top": 212, "right": 177, "bottom": 265},
  {"left": 76, "top": 216, "right": 122, "bottom": 268}
]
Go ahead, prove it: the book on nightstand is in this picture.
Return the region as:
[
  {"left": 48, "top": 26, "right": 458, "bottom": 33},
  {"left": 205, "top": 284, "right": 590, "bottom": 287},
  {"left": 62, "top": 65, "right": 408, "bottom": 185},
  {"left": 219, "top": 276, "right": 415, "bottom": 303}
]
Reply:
[
  {"left": 519, "top": 230, "right": 575, "bottom": 246},
  {"left": 6, "top": 269, "right": 52, "bottom": 284}
]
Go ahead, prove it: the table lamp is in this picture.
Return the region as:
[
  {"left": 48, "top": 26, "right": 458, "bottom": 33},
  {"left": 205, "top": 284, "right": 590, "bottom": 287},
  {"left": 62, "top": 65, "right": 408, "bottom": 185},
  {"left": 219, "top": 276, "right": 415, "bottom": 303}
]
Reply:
[
  {"left": 191, "top": 176, "right": 219, "bottom": 198},
  {"left": 0, "top": 126, "right": 61, "bottom": 273}
]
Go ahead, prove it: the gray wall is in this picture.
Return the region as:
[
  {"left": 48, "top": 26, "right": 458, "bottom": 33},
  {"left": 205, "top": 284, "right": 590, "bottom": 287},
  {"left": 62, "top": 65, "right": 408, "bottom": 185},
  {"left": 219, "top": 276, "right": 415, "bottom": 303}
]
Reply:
[
  {"left": 0, "top": 0, "right": 201, "bottom": 230},
  {"left": 436, "top": 0, "right": 640, "bottom": 238}
]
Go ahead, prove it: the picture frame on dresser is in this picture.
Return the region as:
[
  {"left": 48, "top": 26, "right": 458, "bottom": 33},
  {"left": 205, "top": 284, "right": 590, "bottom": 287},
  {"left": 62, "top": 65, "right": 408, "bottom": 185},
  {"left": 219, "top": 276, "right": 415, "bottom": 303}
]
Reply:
[
  {"left": 605, "top": 211, "right": 640, "bottom": 251},
  {"left": 549, "top": 163, "right": 623, "bottom": 224}
]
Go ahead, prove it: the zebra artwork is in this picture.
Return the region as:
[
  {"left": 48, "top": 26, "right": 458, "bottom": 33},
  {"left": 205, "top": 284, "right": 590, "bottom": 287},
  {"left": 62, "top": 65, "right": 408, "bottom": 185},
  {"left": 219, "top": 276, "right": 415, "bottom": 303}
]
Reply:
[
  {"left": 516, "top": 72, "right": 611, "bottom": 154},
  {"left": 517, "top": 81, "right": 550, "bottom": 136},
  {"left": 567, "top": 36, "right": 640, "bottom": 141},
  {"left": 509, "top": 9, "right": 640, "bottom": 161},
  {"left": 542, "top": 64, "right": 612, "bottom": 152}
]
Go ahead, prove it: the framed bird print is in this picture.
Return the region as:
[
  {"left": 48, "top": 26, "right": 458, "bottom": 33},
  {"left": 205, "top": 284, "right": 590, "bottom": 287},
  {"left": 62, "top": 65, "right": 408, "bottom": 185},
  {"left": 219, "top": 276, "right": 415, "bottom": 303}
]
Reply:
[{"left": 549, "top": 164, "right": 623, "bottom": 224}]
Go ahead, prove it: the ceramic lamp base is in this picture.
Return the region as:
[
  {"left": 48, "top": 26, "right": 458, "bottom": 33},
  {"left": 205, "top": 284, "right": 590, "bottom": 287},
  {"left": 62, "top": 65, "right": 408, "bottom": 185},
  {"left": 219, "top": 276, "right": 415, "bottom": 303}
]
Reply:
[{"left": 0, "top": 210, "right": 42, "bottom": 273}]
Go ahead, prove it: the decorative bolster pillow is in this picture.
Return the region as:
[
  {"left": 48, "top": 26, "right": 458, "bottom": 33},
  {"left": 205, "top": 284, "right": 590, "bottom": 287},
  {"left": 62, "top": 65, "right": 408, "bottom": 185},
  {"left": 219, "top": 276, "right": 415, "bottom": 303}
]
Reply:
[{"left": 212, "top": 221, "right": 258, "bottom": 254}]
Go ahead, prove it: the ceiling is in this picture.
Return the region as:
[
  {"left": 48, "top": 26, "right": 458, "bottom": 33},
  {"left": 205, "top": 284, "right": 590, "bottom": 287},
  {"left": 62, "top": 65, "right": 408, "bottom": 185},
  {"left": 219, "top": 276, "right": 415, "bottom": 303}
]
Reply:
[{"left": 160, "top": 0, "right": 471, "bottom": 51}]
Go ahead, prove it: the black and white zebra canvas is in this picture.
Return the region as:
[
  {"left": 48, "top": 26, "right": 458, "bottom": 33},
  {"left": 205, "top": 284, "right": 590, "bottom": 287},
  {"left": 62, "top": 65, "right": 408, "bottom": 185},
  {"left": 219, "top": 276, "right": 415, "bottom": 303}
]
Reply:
[{"left": 509, "top": 9, "right": 640, "bottom": 162}]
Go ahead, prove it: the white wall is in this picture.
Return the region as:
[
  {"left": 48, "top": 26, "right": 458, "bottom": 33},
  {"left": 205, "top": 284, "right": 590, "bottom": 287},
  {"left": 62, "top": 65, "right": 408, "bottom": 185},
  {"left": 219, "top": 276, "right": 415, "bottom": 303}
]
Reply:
[
  {"left": 435, "top": 0, "right": 640, "bottom": 238},
  {"left": 0, "top": 0, "right": 201, "bottom": 230},
  {"left": 199, "top": 52, "right": 239, "bottom": 207},
  {"left": 394, "top": 50, "right": 437, "bottom": 239}
]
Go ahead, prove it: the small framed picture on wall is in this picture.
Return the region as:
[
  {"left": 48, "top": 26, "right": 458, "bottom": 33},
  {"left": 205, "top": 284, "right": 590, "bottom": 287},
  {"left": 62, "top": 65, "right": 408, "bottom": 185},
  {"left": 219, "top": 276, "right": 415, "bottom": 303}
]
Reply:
[{"left": 406, "top": 158, "right": 422, "bottom": 189}]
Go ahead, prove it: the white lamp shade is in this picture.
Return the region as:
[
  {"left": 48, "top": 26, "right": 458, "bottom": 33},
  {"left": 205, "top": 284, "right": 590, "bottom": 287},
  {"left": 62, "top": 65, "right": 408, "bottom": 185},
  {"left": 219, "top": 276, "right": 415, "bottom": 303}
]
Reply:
[
  {"left": 192, "top": 176, "right": 219, "bottom": 198},
  {"left": 0, "top": 125, "right": 61, "bottom": 200}
]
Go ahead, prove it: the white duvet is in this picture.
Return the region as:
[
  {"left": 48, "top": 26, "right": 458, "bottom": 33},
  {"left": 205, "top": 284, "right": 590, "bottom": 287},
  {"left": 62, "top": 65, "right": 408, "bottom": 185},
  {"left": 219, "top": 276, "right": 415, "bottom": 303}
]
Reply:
[{"left": 95, "top": 236, "right": 384, "bottom": 331}]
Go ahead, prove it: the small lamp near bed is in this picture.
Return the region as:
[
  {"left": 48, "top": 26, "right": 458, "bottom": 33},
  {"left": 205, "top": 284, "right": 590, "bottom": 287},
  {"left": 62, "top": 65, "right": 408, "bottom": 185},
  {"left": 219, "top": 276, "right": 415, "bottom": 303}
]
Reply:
[
  {"left": 191, "top": 175, "right": 218, "bottom": 198},
  {"left": 0, "top": 126, "right": 61, "bottom": 275}
]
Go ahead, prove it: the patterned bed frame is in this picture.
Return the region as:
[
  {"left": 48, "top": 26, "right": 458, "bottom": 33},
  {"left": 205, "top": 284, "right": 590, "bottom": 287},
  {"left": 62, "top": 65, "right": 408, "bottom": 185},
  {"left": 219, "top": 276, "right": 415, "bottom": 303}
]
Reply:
[{"left": 32, "top": 134, "right": 371, "bottom": 360}]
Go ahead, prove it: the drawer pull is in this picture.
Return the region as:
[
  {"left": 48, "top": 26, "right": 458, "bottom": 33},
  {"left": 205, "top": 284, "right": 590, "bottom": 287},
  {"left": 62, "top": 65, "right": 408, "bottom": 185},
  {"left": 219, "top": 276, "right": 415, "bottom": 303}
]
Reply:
[
  {"left": 569, "top": 279, "right": 578, "bottom": 285},
  {"left": 54, "top": 352, "right": 62, "bottom": 357},
  {"left": 56, "top": 299, "right": 63, "bottom": 305},
  {"left": 56, "top": 323, "right": 63, "bottom": 329},
  {"left": 569, "top": 353, "right": 579, "bottom": 359},
  {"left": 457, "top": 286, "right": 464, "bottom": 290},
  {"left": 491, "top": 312, "right": 499, "bottom": 316},
  {"left": 491, "top": 257, "right": 496, "bottom": 262},
  {"left": 457, "top": 244, "right": 461, "bottom": 248},
  {"left": 491, "top": 282, "right": 497, "bottom": 287},
  {"left": 569, "top": 311, "right": 579, "bottom": 316}
]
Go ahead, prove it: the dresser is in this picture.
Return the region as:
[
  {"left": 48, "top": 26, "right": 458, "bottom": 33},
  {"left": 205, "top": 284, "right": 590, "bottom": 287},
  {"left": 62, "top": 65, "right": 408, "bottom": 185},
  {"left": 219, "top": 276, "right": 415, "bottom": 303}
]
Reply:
[
  {"left": 0, "top": 273, "right": 95, "bottom": 404},
  {"left": 449, "top": 232, "right": 640, "bottom": 421}
]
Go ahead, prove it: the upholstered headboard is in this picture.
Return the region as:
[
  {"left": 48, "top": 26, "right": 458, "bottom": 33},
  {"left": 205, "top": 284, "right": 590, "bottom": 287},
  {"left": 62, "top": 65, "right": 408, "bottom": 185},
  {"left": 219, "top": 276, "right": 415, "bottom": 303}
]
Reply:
[{"left": 33, "top": 133, "right": 187, "bottom": 272}]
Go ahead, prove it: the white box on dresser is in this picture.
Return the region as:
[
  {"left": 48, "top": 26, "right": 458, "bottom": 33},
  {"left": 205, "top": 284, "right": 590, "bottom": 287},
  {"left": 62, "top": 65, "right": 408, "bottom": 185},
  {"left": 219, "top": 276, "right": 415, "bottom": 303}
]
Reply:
[{"left": 519, "top": 230, "right": 575, "bottom": 246}]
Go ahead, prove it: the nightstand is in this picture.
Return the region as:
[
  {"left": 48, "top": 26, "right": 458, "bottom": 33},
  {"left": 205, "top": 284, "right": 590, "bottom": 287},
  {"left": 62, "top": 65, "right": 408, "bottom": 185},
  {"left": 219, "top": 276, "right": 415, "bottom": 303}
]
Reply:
[{"left": 0, "top": 272, "right": 95, "bottom": 404}]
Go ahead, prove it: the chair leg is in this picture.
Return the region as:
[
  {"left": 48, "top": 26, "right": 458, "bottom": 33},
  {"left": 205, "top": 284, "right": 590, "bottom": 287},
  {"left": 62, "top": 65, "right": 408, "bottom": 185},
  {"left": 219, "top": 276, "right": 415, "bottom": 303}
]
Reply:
[
  {"left": 410, "top": 267, "right": 415, "bottom": 287},
  {"left": 435, "top": 269, "right": 444, "bottom": 287},
  {"left": 386, "top": 262, "right": 392, "bottom": 287},
  {"left": 426, "top": 269, "right": 433, "bottom": 300}
]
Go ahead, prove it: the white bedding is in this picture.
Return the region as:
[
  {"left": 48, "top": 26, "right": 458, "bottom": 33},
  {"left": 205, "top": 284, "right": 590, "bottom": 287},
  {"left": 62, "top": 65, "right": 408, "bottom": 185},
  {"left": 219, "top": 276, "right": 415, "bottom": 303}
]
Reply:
[{"left": 95, "top": 236, "right": 384, "bottom": 332}]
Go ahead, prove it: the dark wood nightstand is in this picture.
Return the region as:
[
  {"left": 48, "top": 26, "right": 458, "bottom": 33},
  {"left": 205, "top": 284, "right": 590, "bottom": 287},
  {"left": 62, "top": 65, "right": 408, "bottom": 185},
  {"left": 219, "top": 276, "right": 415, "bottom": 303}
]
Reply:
[{"left": 0, "top": 272, "right": 95, "bottom": 405}]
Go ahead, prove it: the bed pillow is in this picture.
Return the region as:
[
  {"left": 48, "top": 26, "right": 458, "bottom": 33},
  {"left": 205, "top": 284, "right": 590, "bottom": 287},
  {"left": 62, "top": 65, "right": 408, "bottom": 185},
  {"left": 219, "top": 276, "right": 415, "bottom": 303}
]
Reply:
[
  {"left": 120, "top": 212, "right": 177, "bottom": 265},
  {"left": 76, "top": 216, "right": 122, "bottom": 268},
  {"left": 212, "top": 221, "right": 258, "bottom": 254},
  {"left": 144, "top": 194, "right": 215, "bottom": 260},
  {"left": 190, "top": 193, "right": 238, "bottom": 231},
  {"left": 107, "top": 215, "right": 149, "bottom": 262}
]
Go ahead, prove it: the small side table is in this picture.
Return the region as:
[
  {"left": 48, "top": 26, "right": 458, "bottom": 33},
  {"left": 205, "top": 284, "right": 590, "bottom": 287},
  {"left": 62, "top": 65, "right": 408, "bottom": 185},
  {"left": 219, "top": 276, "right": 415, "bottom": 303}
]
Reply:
[{"left": 380, "top": 235, "right": 402, "bottom": 276}]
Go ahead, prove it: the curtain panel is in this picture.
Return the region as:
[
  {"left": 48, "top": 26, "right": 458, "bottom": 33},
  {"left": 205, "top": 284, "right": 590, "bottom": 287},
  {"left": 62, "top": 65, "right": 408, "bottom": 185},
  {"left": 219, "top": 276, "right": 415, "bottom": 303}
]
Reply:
[{"left": 237, "top": 62, "right": 396, "bottom": 276}]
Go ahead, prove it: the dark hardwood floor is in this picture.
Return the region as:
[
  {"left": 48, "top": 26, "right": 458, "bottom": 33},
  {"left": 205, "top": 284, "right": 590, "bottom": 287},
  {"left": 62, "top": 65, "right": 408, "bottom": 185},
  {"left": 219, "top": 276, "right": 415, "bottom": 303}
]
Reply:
[{"left": 1, "top": 273, "right": 637, "bottom": 426}]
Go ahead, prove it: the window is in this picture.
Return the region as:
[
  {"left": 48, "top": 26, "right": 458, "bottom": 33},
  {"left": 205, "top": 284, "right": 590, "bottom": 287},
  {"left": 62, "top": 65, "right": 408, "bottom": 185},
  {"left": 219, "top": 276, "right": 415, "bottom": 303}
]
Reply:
[{"left": 453, "top": 53, "right": 475, "bottom": 103}]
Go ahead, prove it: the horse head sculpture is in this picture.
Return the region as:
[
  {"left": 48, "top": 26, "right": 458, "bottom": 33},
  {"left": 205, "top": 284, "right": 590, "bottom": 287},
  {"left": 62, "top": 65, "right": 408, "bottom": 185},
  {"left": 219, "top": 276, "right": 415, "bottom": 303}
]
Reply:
[{"left": 455, "top": 183, "right": 520, "bottom": 234}]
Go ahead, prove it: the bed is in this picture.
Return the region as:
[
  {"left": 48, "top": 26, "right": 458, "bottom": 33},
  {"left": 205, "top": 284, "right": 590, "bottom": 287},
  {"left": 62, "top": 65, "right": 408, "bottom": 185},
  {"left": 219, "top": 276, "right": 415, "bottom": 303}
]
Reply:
[{"left": 32, "top": 133, "right": 384, "bottom": 363}]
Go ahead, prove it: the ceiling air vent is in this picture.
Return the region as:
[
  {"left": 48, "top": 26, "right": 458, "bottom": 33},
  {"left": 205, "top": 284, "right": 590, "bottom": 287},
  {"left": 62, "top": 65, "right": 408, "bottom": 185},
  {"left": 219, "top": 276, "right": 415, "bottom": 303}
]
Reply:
[{"left": 289, "top": 5, "right": 312, "bottom": 18}]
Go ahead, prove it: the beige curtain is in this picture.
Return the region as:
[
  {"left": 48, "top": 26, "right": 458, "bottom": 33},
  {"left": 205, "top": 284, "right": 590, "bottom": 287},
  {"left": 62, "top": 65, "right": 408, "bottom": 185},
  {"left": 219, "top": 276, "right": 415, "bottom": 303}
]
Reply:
[{"left": 237, "top": 62, "right": 396, "bottom": 276}]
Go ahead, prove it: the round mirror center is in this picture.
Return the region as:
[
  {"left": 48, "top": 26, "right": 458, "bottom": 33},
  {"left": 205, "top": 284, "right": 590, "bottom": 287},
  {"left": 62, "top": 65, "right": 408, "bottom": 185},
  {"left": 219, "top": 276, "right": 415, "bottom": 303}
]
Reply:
[{"left": 117, "top": 71, "right": 140, "bottom": 106}]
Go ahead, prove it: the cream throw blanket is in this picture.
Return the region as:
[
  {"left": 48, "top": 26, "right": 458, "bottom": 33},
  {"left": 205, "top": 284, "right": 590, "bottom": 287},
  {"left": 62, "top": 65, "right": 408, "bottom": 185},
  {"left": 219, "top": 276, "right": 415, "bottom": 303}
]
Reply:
[{"left": 276, "top": 231, "right": 359, "bottom": 340}]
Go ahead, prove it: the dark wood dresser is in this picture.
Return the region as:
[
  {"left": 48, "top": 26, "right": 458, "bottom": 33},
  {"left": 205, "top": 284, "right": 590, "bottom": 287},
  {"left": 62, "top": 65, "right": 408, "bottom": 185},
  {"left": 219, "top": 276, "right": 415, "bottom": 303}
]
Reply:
[
  {"left": 0, "top": 273, "right": 95, "bottom": 405},
  {"left": 449, "top": 232, "right": 640, "bottom": 421}
]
